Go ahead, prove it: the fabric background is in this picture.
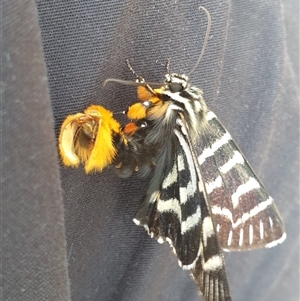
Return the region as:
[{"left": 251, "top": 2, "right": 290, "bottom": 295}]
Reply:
[{"left": 2, "top": 0, "right": 299, "bottom": 301}]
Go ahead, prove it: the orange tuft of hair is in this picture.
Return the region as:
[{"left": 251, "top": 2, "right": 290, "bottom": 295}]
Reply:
[
  {"left": 127, "top": 103, "right": 147, "bottom": 120},
  {"left": 58, "top": 105, "right": 122, "bottom": 174},
  {"left": 83, "top": 105, "right": 120, "bottom": 173},
  {"left": 137, "top": 86, "right": 153, "bottom": 100},
  {"left": 123, "top": 122, "right": 139, "bottom": 136}
]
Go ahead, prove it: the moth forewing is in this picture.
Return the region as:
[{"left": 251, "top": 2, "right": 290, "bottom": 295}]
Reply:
[{"left": 194, "top": 110, "right": 286, "bottom": 251}]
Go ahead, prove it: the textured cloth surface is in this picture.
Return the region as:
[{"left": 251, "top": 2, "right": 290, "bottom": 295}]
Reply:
[
  {"left": 2, "top": 0, "right": 299, "bottom": 301},
  {"left": 2, "top": 1, "right": 71, "bottom": 301}
]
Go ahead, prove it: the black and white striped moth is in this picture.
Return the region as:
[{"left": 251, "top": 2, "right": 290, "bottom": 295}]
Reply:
[
  {"left": 102, "top": 7, "right": 285, "bottom": 300},
  {"left": 105, "top": 61, "right": 286, "bottom": 300}
]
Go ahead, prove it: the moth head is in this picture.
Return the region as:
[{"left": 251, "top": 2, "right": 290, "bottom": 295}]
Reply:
[{"left": 164, "top": 73, "right": 189, "bottom": 92}]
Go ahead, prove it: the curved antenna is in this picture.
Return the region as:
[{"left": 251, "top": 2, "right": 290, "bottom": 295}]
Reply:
[{"left": 187, "top": 6, "right": 211, "bottom": 76}]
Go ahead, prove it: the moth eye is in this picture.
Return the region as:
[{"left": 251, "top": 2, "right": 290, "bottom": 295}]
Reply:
[{"left": 169, "top": 82, "right": 183, "bottom": 93}]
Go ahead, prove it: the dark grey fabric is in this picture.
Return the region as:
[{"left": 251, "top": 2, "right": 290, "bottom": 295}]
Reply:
[
  {"left": 2, "top": 1, "right": 71, "bottom": 301},
  {"left": 2, "top": 0, "right": 299, "bottom": 301}
]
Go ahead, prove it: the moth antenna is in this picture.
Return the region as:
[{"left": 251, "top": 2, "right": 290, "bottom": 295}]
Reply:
[
  {"left": 103, "top": 78, "right": 163, "bottom": 88},
  {"left": 103, "top": 78, "right": 139, "bottom": 87},
  {"left": 126, "top": 59, "right": 144, "bottom": 82},
  {"left": 187, "top": 6, "right": 211, "bottom": 76}
]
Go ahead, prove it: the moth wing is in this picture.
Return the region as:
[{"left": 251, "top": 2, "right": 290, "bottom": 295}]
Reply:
[{"left": 197, "top": 111, "right": 285, "bottom": 251}]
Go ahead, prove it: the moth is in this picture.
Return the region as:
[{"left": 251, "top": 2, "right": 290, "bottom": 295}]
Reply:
[
  {"left": 104, "top": 61, "right": 286, "bottom": 300},
  {"left": 102, "top": 7, "right": 285, "bottom": 300}
]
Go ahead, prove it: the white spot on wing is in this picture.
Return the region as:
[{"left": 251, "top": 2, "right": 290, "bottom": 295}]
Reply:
[
  {"left": 206, "top": 111, "right": 217, "bottom": 121},
  {"left": 181, "top": 206, "right": 201, "bottom": 234},
  {"left": 265, "top": 232, "right": 286, "bottom": 248},
  {"left": 157, "top": 237, "right": 164, "bottom": 244},
  {"left": 202, "top": 216, "right": 215, "bottom": 247},
  {"left": 198, "top": 132, "right": 232, "bottom": 165},
  {"left": 219, "top": 151, "right": 244, "bottom": 174},
  {"left": 227, "top": 230, "right": 233, "bottom": 246},
  {"left": 179, "top": 187, "right": 188, "bottom": 204},
  {"left": 260, "top": 220, "right": 264, "bottom": 240},
  {"left": 157, "top": 198, "right": 181, "bottom": 220},
  {"left": 231, "top": 177, "right": 260, "bottom": 208},
  {"left": 216, "top": 224, "right": 220, "bottom": 232},
  {"left": 162, "top": 164, "right": 177, "bottom": 189},
  {"left": 205, "top": 176, "right": 222, "bottom": 194},
  {"left": 269, "top": 216, "right": 273, "bottom": 228},
  {"left": 177, "top": 154, "right": 185, "bottom": 171},
  {"left": 133, "top": 218, "right": 140, "bottom": 226},
  {"left": 239, "top": 228, "right": 244, "bottom": 246},
  {"left": 203, "top": 255, "right": 223, "bottom": 271},
  {"left": 180, "top": 180, "right": 196, "bottom": 205},
  {"left": 249, "top": 224, "right": 253, "bottom": 245}
]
